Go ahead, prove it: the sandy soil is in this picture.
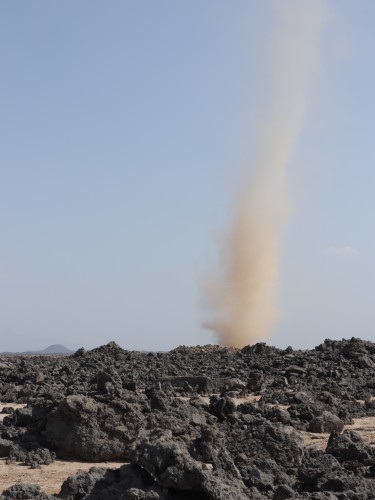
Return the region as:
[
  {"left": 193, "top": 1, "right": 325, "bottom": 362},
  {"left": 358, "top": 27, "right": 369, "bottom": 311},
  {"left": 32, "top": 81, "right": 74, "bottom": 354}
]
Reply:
[
  {"left": 0, "top": 458, "right": 128, "bottom": 495},
  {"left": 0, "top": 403, "right": 26, "bottom": 422},
  {"left": 301, "top": 430, "right": 332, "bottom": 451},
  {"left": 299, "top": 415, "right": 375, "bottom": 451}
]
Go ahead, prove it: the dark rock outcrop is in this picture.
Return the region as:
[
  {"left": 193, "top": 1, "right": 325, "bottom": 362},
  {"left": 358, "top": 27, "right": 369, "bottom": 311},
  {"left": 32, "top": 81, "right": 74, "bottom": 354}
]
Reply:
[
  {"left": 1, "top": 337, "right": 375, "bottom": 498},
  {"left": 325, "top": 429, "right": 374, "bottom": 464},
  {"left": 45, "top": 395, "right": 145, "bottom": 461}
]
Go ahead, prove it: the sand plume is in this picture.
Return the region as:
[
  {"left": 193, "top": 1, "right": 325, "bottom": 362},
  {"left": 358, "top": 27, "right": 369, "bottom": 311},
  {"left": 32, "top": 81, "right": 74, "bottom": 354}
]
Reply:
[{"left": 204, "top": 1, "right": 329, "bottom": 347}]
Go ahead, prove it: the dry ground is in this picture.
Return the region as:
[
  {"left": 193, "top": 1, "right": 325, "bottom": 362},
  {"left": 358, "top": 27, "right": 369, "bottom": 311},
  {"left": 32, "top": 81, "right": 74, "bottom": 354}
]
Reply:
[
  {"left": 0, "top": 458, "right": 128, "bottom": 495},
  {"left": 302, "top": 416, "right": 375, "bottom": 451}
]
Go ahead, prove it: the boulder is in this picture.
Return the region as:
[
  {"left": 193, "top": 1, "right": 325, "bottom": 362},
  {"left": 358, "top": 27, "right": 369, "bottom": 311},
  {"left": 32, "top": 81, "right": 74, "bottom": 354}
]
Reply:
[
  {"left": 129, "top": 430, "right": 250, "bottom": 500},
  {"left": 232, "top": 417, "right": 305, "bottom": 468},
  {"left": 298, "top": 450, "right": 341, "bottom": 489},
  {"left": 58, "top": 464, "right": 167, "bottom": 500},
  {"left": 247, "top": 371, "right": 265, "bottom": 392},
  {"left": 209, "top": 396, "right": 236, "bottom": 422},
  {"left": 308, "top": 412, "right": 344, "bottom": 434},
  {"left": 0, "top": 439, "right": 12, "bottom": 457},
  {"left": 45, "top": 395, "right": 145, "bottom": 461},
  {"left": 220, "top": 378, "right": 247, "bottom": 394},
  {"left": 0, "top": 483, "right": 53, "bottom": 499},
  {"left": 325, "top": 429, "right": 374, "bottom": 464}
]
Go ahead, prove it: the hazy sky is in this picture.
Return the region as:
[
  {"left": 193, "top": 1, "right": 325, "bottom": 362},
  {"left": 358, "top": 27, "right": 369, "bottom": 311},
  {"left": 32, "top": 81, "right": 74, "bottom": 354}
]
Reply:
[{"left": 1, "top": 1, "right": 374, "bottom": 352}]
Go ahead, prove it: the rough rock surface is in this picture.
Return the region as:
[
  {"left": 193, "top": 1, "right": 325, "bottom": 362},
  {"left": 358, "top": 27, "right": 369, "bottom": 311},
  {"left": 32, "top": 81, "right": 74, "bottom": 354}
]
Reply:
[
  {"left": 58, "top": 464, "right": 167, "bottom": 500},
  {"left": 45, "top": 395, "right": 145, "bottom": 461},
  {"left": 0, "top": 483, "right": 54, "bottom": 499},
  {"left": 1, "top": 337, "right": 375, "bottom": 497}
]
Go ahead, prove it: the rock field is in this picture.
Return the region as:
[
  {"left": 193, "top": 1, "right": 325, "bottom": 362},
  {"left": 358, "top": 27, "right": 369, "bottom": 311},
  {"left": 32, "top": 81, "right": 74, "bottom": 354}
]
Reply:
[{"left": 1, "top": 337, "right": 375, "bottom": 498}]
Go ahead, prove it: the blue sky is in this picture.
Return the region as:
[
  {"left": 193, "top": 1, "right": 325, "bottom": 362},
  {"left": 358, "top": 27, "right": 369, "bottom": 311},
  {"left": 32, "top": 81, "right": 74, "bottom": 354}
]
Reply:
[{"left": 1, "top": 1, "right": 374, "bottom": 351}]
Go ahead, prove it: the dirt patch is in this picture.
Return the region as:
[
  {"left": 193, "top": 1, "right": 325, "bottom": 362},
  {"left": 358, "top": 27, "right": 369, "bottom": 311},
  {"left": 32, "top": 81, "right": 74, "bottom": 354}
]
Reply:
[
  {"left": 301, "top": 416, "right": 375, "bottom": 451},
  {"left": 0, "top": 403, "right": 26, "bottom": 422},
  {"left": 301, "top": 430, "right": 331, "bottom": 451},
  {"left": 233, "top": 394, "right": 262, "bottom": 406},
  {"left": 0, "top": 458, "right": 128, "bottom": 495},
  {"left": 350, "top": 416, "right": 375, "bottom": 446}
]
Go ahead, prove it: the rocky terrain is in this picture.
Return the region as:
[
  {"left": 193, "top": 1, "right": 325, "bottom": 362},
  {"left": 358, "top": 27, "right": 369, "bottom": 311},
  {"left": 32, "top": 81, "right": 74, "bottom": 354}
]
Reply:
[{"left": 1, "top": 337, "right": 375, "bottom": 498}]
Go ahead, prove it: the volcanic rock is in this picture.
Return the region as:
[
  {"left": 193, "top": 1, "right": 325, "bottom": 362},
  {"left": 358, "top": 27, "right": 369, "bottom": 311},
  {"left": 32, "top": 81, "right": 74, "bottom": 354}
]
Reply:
[
  {"left": 2, "top": 337, "right": 375, "bottom": 498},
  {"left": 45, "top": 395, "right": 145, "bottom": 461},
  {"left": 308, "top": 411, "right": 344, "bottom": 434},
  {"left": 0, "top": 483, "right": 53, "bottom": 499},
  {"left": 0, "top": 439, "right": 12, "bottom": 457},
  {"left": 325, "top": 429, "right": 374, "bottom": 464},
  {"left": 129, "top": 429, "right": 250, "bottom": 499},
  {"left": 229, "top": 416, "right": 305, "bottom": 468},
  {"left": 58, "top": 464, "right": 168, "bottom": 500}
]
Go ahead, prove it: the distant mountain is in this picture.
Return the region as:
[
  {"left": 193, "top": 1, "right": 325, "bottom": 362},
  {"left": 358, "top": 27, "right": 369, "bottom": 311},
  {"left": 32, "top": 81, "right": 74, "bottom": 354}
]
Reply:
[
  {"left": 40, "top": 344, "right": 73, "bottom": 354},
  {"left": 0, "top": 344, "right": 74, "bottom": 356}
]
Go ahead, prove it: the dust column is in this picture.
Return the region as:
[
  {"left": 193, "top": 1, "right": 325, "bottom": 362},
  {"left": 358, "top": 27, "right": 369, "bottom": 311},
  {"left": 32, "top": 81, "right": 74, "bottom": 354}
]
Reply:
[{"left": 204, "top": 1, "right": 329, "bottom": 347}]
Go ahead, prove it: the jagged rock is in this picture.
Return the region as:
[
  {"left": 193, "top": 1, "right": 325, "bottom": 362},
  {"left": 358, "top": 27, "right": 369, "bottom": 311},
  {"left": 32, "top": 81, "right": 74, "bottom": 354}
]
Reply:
[
  {"left": 273, "top": 484, "right": 296, "bottom": 499},
  {"left": 0, "top": 438, "right": 12, "bottom": 457},
  {"left": 265, "top": 406, "right": 291, "bottom": 425},
  {"left": 325, "top": 429, "right": 374, "bottom": 464},
  {"left": 58, "top": 464, "right": 168, "bottom": 500},
  {"left": 247, "top": 371, "right": 265, "bottom": 392},
  {"left": 72, "top": 347, "right": 85, "bottom": 358},
  {"left": 159, "top": 376, "right": 212, "bottom": 395},
  {"left": 298, "top": 450, "right": 342, "bottom": 489},
  {"left": 358, "top": 356, "right": 375, "bottom": 369},
  {"left": 11, "top": 408, "right": 33, "bottom": 428},
  {"left": 25, "top": 448, "right": 56, "bottom": 469},
  {"left": 1, "top": 407, "right": 14, "bottom": 414},
  {"left": 220, "top": 378, "right": 246, "bottom": 394},
  {"left": 237, "top": 458, "right": 290, "bottom": 492},
  {"left": 230, "top": 417, "right": 305, "bottom": 468},
  {"left": 209, "top": 396, "right": 236, "bottom": 422},
  {"left": 45, "top": 395, "right": 145, "bottom": 460},
  {"left": 0, "top": 483, "right": 53, "bottom": 499},
  {"left": 5, "top": 444, "right": 55, "bottom": 468},
  {"left": 129, "top": 430, "right": 250, "bottom": 499},
  {"left": 193, "top": 426, "right": 226, "bottom": 464},
  {"left": 308, "top": 412, "right": 344, "bottom": 434}
]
